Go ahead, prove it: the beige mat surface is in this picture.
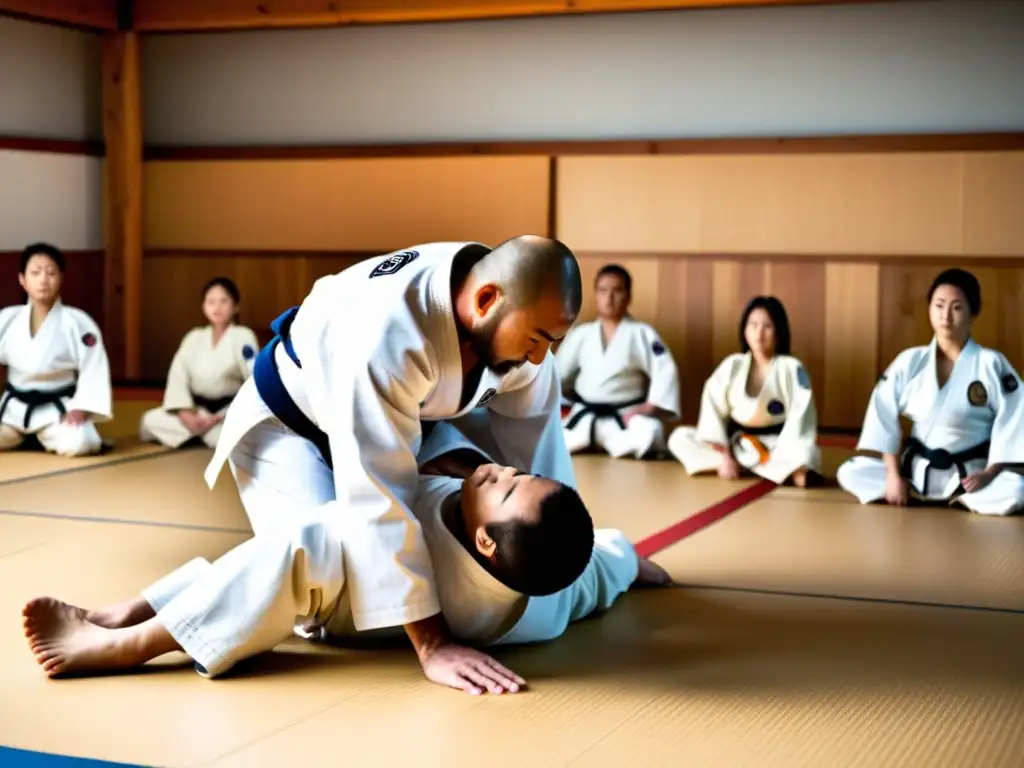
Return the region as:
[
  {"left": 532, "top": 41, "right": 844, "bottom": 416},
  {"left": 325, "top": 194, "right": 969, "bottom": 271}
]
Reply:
[
  {"left": 1, "top": 519, "right": 1020, "bottom": 768},
  {"left": 657, "top": 484, "right": 1024, "bottom": 611},
  {"left": 0, "top": 436, "right": 171, "bottom": 485}
]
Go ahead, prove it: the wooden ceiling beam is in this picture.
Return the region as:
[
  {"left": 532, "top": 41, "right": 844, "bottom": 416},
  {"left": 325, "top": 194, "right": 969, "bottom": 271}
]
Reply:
[
  {"left": 0, "top": 0, "right": 118, "bottom": 31},
  {"left": 131, "top": 0, "right": 897, "bottom": 33}
]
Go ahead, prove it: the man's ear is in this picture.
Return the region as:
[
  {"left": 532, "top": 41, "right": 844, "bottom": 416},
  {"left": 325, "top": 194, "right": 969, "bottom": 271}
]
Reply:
[
  {"left": 475, "top": 284, "right": 500, "bottom": 318},
  {"left": 474, "top": 527, "right": 497, "bottom": 559}
]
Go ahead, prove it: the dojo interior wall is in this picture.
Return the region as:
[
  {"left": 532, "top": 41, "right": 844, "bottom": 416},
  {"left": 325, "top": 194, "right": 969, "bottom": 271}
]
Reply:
[
  {"left": 136, "top": 0, "right": 1024, "bottom": 428},
  {"left": 0, "top": 16, "right": 104, "bottom": 322}
]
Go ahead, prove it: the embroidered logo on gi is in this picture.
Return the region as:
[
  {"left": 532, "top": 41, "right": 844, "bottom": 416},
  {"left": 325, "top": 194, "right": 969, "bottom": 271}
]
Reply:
[
  {"left": 369, "top": 250, "right": 419, "bottom": 278},
  {"left": 767, "top": 399, "right": 785, "bottom": 416},
  {"left": 967, "top": 380, "right": 987, "bottom": 407},
  {"left": 477, "top": 388, "right": 497, "bottom": 407},
  {"left": 241, "top": 344, "right": 255, "bottom": 360},
  {"left": 796, "top": 366, "right": 811, "bottom": 390},
  {"left": 81, "top": 332, "right": 96, "bottom": 348},
  {"left": 651, "top": 340, "right": 666, "bottom": 357},
  {"left": 1003, "top": 373, "right": 1020, "bottom": 394}
]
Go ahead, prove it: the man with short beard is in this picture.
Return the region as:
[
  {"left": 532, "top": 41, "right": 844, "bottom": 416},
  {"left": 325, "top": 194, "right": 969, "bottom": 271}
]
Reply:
[{"left": 194, "top": 236, "right": 583, "bottom": 694}]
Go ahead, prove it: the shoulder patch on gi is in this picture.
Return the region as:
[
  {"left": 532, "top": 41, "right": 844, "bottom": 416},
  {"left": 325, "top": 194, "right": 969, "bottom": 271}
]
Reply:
[
  {"left": 241, "top": 344, "right": 255, "bottom": 360},
  {"left": 767, "top": 399, "right": 785, "bottom": 416},
  {"left": 81, "top": 332, "right": 96, "bottom": 348},
  {"left": 651, "top": 339, "right": 666, "bottom": 356},
  {"left": 1003, "top": 373, "right": 1020, "bottom": 394},
  {"left": 796, "top": 365, "right": 810, "bottom": 390},
  {"left": 967, "top": 380, "right": 988, "bottom": 407},
  {"left": 369, "top": 250, "right": 419, "bottom": 278},
  {"left": 477, "top": 388, "right": 497, "bottom": 407}
]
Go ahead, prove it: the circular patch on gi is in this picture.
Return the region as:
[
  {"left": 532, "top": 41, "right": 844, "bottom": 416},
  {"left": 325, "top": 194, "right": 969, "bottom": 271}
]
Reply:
[
  {"left": 369, "top": 250, "right": 419, "bottom": 278},
  {"left": 967, "top": 380, "right": 987, "bottom": 407},
  {"left": 767, "top": 399, "right": 785, "bottom": 416},
  {"left": 796, "top": 365, "right": 811, "bottom": 390},
  {"left": 81, "top": 332, "right": 96, "bottom": 348},
  {"left": 477, "top": 388, "right": 497, "bottom": 407},
  {"left": 1003, "top": 373, "right": 1020, "bottom": 394},
  {"left": 651, "top": 340, "right": 666, "bottom": 357},
  {"left": 241, "top": 344, "right": 255, "bottom": 360}
]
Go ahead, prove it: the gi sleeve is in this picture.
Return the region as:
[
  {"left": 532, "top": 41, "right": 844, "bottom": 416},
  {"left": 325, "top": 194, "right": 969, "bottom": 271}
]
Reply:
[
  {"left": 641, "top": 326, "right": 681, "bottom": 418},
  {"left": 492, "top": 529, "right": 639, "bottom": 645},
  {"left": 554, "top": 325, "right": 585, "bottom": 402},
  {"left": 856, "top": 351, "right": 911, "bottom": 455},
  {"left": 234, "top": 326, "right": 260, "bottom": 379},
  {"left": 694, "top": 356, "right": 739, "bottom": 446},
  {"left": 987, "top": 354, "right": 1024, "bottom": 466},
  {"left": 302, "top": 318, "right": 442, "bottom": 633},
  {"left": 162, "top": 331, "right": 196, "bottom": 412},
  {"left": 67, "top": 310, "right": 112, "bottom": 421},
  {"left": 776, "top": 358, "right": 819, "bottom": 453},
  {"left": 484, "top": 351, "right": 577, "bottom": 489}
]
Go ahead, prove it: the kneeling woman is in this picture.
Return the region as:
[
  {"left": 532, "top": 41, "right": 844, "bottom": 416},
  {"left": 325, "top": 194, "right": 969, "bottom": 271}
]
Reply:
[
  {"left": 667, "top": 296, "right": 821, "bottom": 486},
  {"left": 140, "top": 277, "right": 259, "bottom": 449},
  {"left": 0, "top": 243, "right": 112, "bottom": 456},
  {"left": 837, "top": 269, "right": 1023, "bottom": 516}
]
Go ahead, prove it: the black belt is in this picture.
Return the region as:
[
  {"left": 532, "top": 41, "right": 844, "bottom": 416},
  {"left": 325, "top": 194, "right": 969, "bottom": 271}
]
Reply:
[
  {"left": 725, "top": 419, "right": 783, "bottom": 459},
  {"left": 253, "top": 306, "right": 334, "bottom": 469},
  {"left": 900, "top": 436, "right": 990, "bottom": 495},
  {"left": 564, "top": 393, "right": 646, "bottom": 445},
  {"left": 191, "top": 393, "right": 234, "bottom": 414},
  {"left": 0, "top": 381, "right": 77, "bottom": 429}
]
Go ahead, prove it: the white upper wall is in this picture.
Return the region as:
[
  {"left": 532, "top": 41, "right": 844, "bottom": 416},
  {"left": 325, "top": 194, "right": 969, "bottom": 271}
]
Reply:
[
  {"left": 140, "top": 0, "right": 1024, "bottom": 146},
  {"left": 0, "top": 15, "right": 102, "bottom": 141}
]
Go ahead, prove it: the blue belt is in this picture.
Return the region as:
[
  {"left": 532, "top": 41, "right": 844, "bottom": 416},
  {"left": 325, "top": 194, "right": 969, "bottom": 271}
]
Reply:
[{"left": 253, "top": 306, "right": 333, "bottom": 468}]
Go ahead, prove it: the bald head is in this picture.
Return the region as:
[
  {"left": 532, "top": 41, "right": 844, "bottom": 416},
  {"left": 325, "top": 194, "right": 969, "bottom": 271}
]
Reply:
[
  {"left": 454, "top": 235, "right": 582, "bottom": 374},
  {"left": 469, "top": 235, "right": 582, "bottom": 318}
]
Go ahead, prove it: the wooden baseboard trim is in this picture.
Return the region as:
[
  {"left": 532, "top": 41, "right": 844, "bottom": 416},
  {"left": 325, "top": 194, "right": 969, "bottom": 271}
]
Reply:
[{"left": 0, "top": 136, "right": 105, "bottom": 156}]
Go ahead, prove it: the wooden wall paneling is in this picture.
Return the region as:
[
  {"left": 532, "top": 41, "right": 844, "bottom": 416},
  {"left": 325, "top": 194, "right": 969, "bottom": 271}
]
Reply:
[
  {"left": 877, "top": 265, "right": 938, "bottom": 376},
  {"left": 823, "top": 263, "right": 879, "bottom": 429},
  {"left": 767, "top": 262, "right": 827, "bottom": 423},
  {"left": 995, "top": 268, "right": 1024, "bottom": 375},
  {"left": 0, "top": 251, "right": 105, "bottom": 326},
  {"left": 102, "top": 30, "right": 143, "bottom": 381},
  {"left": 144, "top": 157, "right": 550, "bottom": 252},
  {"left": 681, "top": 259, "right": 714, "bottom": 424},
  {"left": 710, "top": 261, "right": 741, "bottom": 365},
  {"left": 962, "top": 152, "right": 1024, "bottom": 257},
  {"left": 653, "top": 258, "right": 687, "bottom": 419},
  {"left": 0, "top": 0, "right": 117, "bottom": 30},
  {"left": 129, "top": 0, "right": 861, "bottom": 32},
  {"left": 141, "top": 253, "right": 312, "bottom": 380}
]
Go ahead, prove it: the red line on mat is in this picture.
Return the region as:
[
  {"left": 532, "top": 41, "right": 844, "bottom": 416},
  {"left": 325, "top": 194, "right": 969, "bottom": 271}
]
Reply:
[{"left": 634, "top": 479, "right": 777, "bottom": 558}]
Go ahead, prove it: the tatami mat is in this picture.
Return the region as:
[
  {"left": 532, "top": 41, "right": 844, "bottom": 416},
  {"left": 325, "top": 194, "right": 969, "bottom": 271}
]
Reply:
[
  {"left": 3, "top": 431, "right": 1023, "bottom": 768},
  {"left": 659, "top": 484, "right": 1024, "bottom": 612},
  {"left": 0, "top": 437, "right": 171, "bottom": 485}
]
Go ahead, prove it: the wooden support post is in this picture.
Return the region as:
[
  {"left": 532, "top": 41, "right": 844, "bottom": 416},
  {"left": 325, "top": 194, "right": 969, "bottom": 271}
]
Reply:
[{"left": 101, "top": 28, "right": 142, "bottom": 381}]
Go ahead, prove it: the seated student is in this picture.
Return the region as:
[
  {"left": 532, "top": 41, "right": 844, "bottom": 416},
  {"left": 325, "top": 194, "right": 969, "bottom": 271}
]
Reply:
[
  {"left": 666, "top": 296, "right": 820, "bottom": 486},
  {"left": 0, "top": 242, "right": 112, "bottom": 457},
  {"left": 22, "top": 418, "right": 671, "bottom": 693},
  {"left": 139, "top": 277, "right": 259, "bottom": 449},
  {"left": 555, "top": 264, "right": 680, "bottom": 459},
  {"left": 837, "top": 268, "right": 1023, "bottom": 516}
]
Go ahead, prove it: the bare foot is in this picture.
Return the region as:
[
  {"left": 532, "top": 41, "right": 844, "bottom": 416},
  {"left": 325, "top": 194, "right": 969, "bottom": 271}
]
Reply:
[
  {"left": 793, "top": 469, "right": 808, "bottom": 488},
  {"left": 23, "top": 597, "right": 151, "bottom": 677},
  {"left": 86, "top": 596, "right": 156, "bottom": 629}
]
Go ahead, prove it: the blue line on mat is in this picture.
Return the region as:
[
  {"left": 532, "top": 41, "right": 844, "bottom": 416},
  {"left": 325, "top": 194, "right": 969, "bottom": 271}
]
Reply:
[{"left": 0, "top": 746, "right": 151, "bottom": 767}]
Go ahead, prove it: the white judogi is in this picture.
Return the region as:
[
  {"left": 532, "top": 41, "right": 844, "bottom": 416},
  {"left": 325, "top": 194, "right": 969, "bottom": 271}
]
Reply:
[
  {"left": 556, "top": 317, "right": 680, "bottom": 459},
  {"left": 667, "top": 352, "right": 820, "bottom": 484},
  {"left": 139, "top": 324, "right": 259, "bottom": 449},
  {"left": 205, "top": 242, "right": 576, "bottom": 633},
  {"left": 142, "top": 420, "right": 638, "bottom": 679},
  {"left": 0, "top": 300, "right": 111, "bottom": 456},
  {"left": 837, "top": 338, "right": 1024, "bottom": 516}
]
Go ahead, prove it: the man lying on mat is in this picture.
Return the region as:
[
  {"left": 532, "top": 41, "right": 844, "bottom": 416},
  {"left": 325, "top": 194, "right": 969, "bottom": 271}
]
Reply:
[{"left": 22, "top": 418, "right": 672, "bottom": 693}]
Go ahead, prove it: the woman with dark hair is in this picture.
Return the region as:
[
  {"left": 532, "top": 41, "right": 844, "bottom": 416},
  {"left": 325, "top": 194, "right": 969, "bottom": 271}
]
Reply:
[
  {"left": 0, "top": 242, "right": 112, "bottom": 456},
  {"left": 139, "top": 277, "right": 259, "bottom": 449},
  {"left": 667, "top": 295, "right": 820, "bottom": 487},
  {"left": 837, "top": 268, "right": 1023, "bottom": 515}
]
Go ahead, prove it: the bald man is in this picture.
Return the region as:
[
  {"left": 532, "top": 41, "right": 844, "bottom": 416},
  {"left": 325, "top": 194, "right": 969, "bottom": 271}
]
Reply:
[{"left": 202, "top": 238, "right": 583, "bottom": 695}]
